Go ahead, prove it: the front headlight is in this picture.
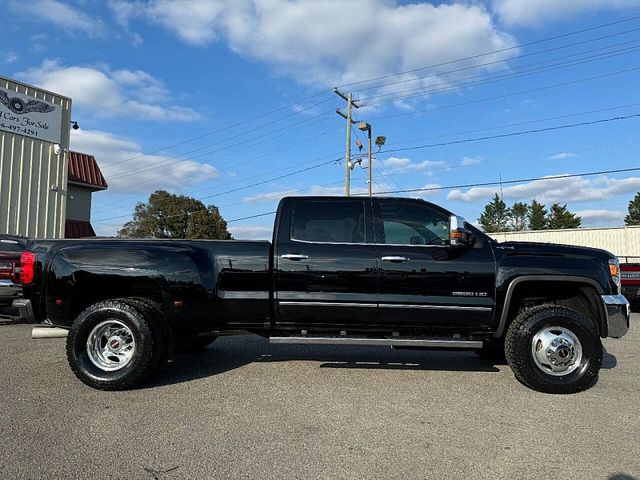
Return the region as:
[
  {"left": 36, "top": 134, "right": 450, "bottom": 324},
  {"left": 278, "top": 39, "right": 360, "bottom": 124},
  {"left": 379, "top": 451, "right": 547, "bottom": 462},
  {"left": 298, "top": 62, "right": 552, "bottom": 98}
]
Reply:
[{"left": 609, "top": 258, "right": 621, "bottom": 293}]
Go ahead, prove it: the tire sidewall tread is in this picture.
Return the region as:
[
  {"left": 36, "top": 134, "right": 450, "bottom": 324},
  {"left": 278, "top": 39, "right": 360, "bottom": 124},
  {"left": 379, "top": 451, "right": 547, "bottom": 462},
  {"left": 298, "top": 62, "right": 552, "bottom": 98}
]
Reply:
[
  {"left": 66, "top": 299, "right": 155, "bottom": 391},
  {"left": 505, "top": 304, "right": 603, "bottom": 394}
]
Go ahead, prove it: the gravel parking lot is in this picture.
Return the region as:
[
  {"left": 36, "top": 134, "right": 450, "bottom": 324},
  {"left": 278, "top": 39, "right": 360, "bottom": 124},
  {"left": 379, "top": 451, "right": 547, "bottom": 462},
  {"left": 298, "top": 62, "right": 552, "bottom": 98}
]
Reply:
[{"left": 1, "top": 315, "right": 639, "bottom": 480}]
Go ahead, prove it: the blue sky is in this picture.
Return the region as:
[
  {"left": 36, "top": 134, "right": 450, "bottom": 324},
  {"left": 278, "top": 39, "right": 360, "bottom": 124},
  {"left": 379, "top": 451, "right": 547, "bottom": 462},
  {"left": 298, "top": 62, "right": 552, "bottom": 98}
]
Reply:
[{"left": 2, "top": 0, "right": 640, "bottom": 238}]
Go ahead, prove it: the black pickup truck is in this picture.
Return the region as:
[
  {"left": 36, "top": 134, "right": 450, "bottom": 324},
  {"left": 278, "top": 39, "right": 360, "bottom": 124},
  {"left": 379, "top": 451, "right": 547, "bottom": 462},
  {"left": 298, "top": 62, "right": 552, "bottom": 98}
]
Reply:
[{"left": 15, "top": 196, "right": 630, "bottom": 393}]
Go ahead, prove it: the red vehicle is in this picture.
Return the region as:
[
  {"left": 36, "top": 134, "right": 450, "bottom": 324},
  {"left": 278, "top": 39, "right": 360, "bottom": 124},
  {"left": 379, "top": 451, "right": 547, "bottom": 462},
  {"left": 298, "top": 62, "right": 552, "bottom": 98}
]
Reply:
[{"left": 620, "top": 257, "right": 640, "bottom": 309}]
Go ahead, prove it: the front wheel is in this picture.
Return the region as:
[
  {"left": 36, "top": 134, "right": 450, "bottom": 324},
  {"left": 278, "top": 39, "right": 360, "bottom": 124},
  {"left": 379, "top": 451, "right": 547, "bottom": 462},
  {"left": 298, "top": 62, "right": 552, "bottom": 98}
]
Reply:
[
  {"left": 66, "top": 300, "right": 158, "bottom": 390},
  {"left": 505, "top": 305, "right": 603, "bottom": 394}
]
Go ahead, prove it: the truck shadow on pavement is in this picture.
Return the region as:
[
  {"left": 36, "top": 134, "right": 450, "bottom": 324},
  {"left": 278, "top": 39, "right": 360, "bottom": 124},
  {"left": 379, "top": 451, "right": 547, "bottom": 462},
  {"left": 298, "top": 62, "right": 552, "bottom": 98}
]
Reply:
[{"left": 146, "top": 335, "right": 501, "bottom": 388}]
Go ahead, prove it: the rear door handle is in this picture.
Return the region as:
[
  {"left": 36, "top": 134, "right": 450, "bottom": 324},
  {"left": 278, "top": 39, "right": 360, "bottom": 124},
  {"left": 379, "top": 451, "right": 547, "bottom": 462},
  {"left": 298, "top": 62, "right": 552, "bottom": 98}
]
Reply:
[
  {"left": 381, "top": 256, "right": 409, "bottom": 262},
  {"left": 280, "top": 253, "right": 308, "bottom": 261}
]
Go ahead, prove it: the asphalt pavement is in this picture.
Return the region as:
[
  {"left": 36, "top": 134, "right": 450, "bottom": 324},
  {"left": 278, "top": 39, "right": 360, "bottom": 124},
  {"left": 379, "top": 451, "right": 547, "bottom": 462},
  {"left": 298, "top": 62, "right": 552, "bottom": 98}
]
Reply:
[{"left": 1, "top": 315, "right": 639, "bottom": 479}]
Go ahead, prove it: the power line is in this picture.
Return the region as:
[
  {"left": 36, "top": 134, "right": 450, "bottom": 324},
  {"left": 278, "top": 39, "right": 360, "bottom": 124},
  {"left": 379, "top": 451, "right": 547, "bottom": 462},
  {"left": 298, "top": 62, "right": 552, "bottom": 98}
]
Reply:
[
  {"left": 337, "top": 14, "right": 640, "bottom": 90},
  {"left": 381, "top": 112, "right": 640, "bottom": 154},
  {"left": 131, "top": 165, "right": 640, "bottom": 226},
  {"left": 89, "top": 15, "right": 640, "bottom": 178},
  {"left": 352, "top": 26, "right": 640, "bottom": 96},
  {"left": 92, "top": 145, "right": 341, "bottom": 213},
  {"left": 383, "top": 101, "right": 640, "bottom": 148},
  {"left": 99, "top": 92, "right": 335, "bottom": 170},
  {"left": 372, "top": 140, "right": 640, "bottom": 181},
  {"left": 93, "top": 110, "right": 640, "bottom": 221},
  {"left": 227, "top": 211, "right": 277, "bottom": 223},
  {"left": 352, "top": 111, "right": 404, "bottom": 191},
  {"left": 94, "top": 112, "right": 640, "bottom": 225},
  {"left": 362, "top": 40, "right": 640, "bottom": 106},
  {"left": 363, "top": 65, "right": 640, "bottom": 123},
  {"left": 95, "top": 99, "right": 640, "bottom": 215},
  {"left": 359, "top": 166, "right": 640, "bottom": 197},
  {"left": 105, "top": 109, "right": 335, "bottom": 180},
  {"left": 92, "top": 16, "right": 640, "bottom": 178},
  {"left": 93, "top": 157, "right": 341, "bottom": 223},
  {"left": 110, "top": 48, "right": 638, "bottom": 188},
  {"left": 94, "top": 25, "right": 640, "bottom": 197}
]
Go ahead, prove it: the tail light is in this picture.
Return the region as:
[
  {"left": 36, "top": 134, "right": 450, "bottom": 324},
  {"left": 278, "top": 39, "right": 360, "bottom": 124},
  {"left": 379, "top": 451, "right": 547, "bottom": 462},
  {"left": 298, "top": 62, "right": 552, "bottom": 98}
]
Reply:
[{"left": 19, "top": 251, "right": 36, "bottom": 285}]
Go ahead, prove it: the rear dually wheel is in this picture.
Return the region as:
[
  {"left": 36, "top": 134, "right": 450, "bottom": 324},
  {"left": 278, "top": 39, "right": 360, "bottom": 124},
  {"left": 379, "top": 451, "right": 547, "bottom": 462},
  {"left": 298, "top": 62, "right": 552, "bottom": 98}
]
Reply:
[{"left": 66, "top": 299, "right": 159, "bottom": 390}]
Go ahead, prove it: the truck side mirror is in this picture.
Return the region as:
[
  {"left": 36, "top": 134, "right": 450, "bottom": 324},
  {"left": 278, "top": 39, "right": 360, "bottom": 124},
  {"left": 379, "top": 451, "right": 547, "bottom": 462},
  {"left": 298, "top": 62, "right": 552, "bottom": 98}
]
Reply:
[{"left": 449, "top": 215, "right": 472, "bottom": 248}]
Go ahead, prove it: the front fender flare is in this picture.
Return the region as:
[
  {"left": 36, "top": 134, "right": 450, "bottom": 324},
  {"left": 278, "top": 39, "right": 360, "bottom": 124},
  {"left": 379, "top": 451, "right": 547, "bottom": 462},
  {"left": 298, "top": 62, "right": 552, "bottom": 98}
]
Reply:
[{"left": 493, "top": 275, "right": 605, "bottom": 338}]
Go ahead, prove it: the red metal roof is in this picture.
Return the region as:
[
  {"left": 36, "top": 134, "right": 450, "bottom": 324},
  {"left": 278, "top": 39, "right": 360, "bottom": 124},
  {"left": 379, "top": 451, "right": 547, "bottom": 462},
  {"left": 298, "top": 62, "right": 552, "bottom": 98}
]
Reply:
[
  {"left": 65, "top": 219, "right": 96, "bottom": 239},
  {"left": 68, "top": 151, "right": 108, "bottom": 190}
]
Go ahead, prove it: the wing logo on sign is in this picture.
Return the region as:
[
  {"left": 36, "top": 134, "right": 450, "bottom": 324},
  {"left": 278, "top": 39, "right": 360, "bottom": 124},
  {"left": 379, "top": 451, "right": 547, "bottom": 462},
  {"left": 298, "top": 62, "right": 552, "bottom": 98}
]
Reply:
[{"left": 0, "top": 91, "right": 54, "bottom": 114}]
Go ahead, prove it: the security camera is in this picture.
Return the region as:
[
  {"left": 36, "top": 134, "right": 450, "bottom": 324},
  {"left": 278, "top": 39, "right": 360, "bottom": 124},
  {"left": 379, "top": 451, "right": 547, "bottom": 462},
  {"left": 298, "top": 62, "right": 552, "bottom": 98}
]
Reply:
[{"left": 53, "top": 144, "right": 61, "bottom": 155}]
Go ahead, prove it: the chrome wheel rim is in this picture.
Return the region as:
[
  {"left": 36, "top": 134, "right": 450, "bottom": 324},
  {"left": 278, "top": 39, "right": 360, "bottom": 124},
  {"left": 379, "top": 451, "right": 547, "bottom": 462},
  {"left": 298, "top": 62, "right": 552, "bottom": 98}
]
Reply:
[
  {"left": 86, "top": 320, "right": 136, "bottom": 371},
  {"left": 531, "top": 326, "right": 582, "bottom": 376}
]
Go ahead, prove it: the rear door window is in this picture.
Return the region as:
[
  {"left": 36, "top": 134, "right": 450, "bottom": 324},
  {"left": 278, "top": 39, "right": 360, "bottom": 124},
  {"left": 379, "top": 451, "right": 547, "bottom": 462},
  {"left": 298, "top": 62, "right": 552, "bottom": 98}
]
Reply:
[{"left": 291, "top": 201, "right": 365, "bottom": 244}]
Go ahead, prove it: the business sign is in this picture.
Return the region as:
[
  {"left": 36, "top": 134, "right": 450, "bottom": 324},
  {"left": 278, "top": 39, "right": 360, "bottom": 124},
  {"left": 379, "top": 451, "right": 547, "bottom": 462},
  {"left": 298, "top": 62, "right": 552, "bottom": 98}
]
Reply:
[{"left": 0, "top": 86, "right": 63, "bottom": 144}]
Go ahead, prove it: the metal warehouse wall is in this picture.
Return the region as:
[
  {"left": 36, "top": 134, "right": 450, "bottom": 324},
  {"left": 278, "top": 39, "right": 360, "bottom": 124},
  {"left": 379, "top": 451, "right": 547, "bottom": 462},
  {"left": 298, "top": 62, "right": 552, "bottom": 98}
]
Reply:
[
  {"left": 0, "top": 76, "right": 71, "bottom": 238},
  {"left": 490, "top": 226, "right": 640, "bottom": 261}
]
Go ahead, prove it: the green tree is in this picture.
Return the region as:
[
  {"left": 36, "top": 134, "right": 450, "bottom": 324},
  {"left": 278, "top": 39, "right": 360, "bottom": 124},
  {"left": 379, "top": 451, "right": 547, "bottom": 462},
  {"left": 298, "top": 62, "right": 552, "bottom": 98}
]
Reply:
[
  {"left": 478, "top": 194, "right": 509, "bottom": 232},
  {"left": 547, "top": 203, "right": 581, "bottom": 229},
  {"left": 118, "top": 190, "right": 232, "bottom": 239},
  {"left": 528, "top": 200, "right": 548, "bottom": 230},
  {"left": 508, "top": 202, "right": 529, "bottom": 231},
  {"left": 625, "top": 192, "right": 640, "bottom": 226}
]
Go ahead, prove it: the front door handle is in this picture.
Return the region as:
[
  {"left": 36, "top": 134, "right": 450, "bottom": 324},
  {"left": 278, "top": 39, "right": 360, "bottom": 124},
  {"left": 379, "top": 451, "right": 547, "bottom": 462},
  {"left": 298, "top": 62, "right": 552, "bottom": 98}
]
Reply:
[
  {"left": 280, "top": 253, "right": 309, "bottom": 261},
  {"left": 381, "top": 256, "right": 409, "bottom": 262}
]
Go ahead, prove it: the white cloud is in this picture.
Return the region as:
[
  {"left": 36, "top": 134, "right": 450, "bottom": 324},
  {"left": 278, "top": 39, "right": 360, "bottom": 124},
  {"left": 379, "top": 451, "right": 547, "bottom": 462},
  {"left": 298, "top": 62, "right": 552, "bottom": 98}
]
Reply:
[
  {"left": 242, "top": 190, "right": 297, "bottom": 203},
  {"left": 141, "top": 0, "right": 516, "bottom": 91},
  {"left": 107, "top": 1, "right": 146, "bottom": 46},
  {"left": 307, "top": 185, "right": 368, "bottom": 196},
  {"left": 460, "top": 156, "right": 482, "bottom": 166},
  {"left": 548, "top": 152, "right": 577, "bottom": 160},
  {"left": 411, "top": 183, "right": 443, "bottom": 199},
  {"left": 447, "top": 175, "right": 640, "bottom": 204},
  {"left": 383, "top": 157, "right": 445, "bottom": 173},
  {"left": 2, "top": 51, "right": 19, "bottom": 64},
  {"left": 70, "top": 129, "right": 218, "bottom": 193},
  {"left": 229, "top": 225, "right": 273, "bottom": 240},
  {"left": 17, "top": 60, "right": 200, "bottom": 121},
  {"left": 574, "top": 209, "right": 626, "bottom": 227},
  {"left": 491, "top": 0, "right": 640, "bottom": 27},
  {"left": 7, "top": 0, "right": 106, "bottom": 37},
  {"left": 108, "top": 0, "right": 139, "bottom": 28}
]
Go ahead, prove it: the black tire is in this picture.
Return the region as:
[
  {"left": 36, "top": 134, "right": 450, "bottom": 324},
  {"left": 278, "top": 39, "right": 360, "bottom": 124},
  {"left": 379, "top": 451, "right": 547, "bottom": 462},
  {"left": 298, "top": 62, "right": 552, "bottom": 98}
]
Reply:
[
  {"left": 120, "top": 298, "right": 173, "bottom": 374},
  {"left": 505, "top": 304, "right": 603, "bottom": 394},
  {"left": 66, "top": 299, "right": 157, "bottom": 390},
  {"left": 175, "top": 335, "right": 217, "bottom": 354},
  {"left": 474, "top": 341, "right": 506, "bottom": 363}
]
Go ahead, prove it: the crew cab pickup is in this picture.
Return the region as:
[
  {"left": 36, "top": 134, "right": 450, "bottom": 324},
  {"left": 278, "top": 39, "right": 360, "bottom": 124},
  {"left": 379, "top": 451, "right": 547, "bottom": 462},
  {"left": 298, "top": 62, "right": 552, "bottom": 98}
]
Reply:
[{"left": 16, "top": 196, "right": 630, "bottom": 393}]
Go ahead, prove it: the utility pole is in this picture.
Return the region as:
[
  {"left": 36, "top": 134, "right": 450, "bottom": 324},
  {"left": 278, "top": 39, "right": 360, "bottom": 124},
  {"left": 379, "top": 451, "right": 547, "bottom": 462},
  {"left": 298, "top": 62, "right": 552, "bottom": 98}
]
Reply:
[{"left": 334, "top": 89, "right": 359, "bottom": 196}]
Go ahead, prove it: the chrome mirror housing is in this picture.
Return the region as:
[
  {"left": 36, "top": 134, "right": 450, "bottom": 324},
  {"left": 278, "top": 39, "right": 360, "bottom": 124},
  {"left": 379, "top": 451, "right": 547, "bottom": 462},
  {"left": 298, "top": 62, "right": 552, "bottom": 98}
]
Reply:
[{"left": 449, "top": 215, "right": 472, "bottom": 248}]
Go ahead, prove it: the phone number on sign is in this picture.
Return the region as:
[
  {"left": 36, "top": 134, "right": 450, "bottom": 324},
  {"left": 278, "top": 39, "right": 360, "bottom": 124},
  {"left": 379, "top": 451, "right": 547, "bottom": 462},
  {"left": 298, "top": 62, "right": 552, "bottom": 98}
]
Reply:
[{"left": 0, "top": 123, "right": 39, "bottom": 137}]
